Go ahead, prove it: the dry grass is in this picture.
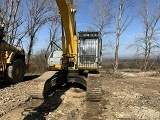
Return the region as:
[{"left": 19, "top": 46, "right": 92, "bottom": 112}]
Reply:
[{"left": 26, "top": 49, "right": 47, "bottom": 74}]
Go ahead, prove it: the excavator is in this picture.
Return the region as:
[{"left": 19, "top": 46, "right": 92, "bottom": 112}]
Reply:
[{"left": 34, "top": 0, "right": 102, "bottom": 101}]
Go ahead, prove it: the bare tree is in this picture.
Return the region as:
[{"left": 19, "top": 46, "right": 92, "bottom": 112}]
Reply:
[
  {"left": 88, "top": 0, "right": 115, "bottom": 61},
  {"left": 114, "top": 0, "right": 134, "bottom": 73},
  {"left": 0, "top": 0, "right": 24, "bottom": 45},
  {"left": 73, "top": 0, "right": 82, "bottom": 8},
  {"left": 46, "top": 0, "right": 61, "bottom": 53},
  {"left": 48, "top": 17, "right": 60, "bottom": 51},
  {"left": 129, "top": 0, "right": 160, "bottom": 71},
  {"left": 46, "top": 0, "right": 81, "bottom": 52},
  {"left": 89, "top": 0, "right": 113, "bottom": 36},
  {"left": 25, "top": 0, "right": 51, "bottom": 63}
]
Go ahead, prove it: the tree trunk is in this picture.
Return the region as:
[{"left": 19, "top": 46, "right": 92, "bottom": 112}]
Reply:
[
  {"left": 27, "top": 35, "right": 34, "bottom": 63},
  {"left": 114, "top": 0, "right": 123, "bottom": 73}
]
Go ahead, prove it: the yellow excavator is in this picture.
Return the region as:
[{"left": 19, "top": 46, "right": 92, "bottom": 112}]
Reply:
[{"left": 35, "top": 0, "right": 102, "bottom": 101}]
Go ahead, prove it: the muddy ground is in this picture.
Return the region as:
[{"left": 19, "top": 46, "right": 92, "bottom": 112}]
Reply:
[{"left": 0, "top": 70, "right": 160, "bottom": 120}]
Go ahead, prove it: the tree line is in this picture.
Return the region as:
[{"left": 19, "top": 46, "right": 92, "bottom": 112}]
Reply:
[{"left": 90, "top": 0, "right": 160, "bottom": 72}]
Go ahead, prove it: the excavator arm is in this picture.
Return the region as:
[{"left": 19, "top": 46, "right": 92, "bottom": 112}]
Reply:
[{"left": 55, "top": 0, "right": 77, "bottom": 69}]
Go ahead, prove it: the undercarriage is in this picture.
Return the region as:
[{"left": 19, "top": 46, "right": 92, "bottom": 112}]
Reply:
[{"left": 31, "top": 70, "right": 102, "bottom": 101}]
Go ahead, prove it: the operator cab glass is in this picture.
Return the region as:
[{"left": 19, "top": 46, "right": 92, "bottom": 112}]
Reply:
[
  {"left": 78, "top": 31, "right": 102, "bottom": 70},
  {"left": 79, "top": 39, "right": 96, "bottom": 64}
]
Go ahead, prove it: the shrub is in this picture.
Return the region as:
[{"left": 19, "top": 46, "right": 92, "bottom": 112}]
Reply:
[{"left": 26, "top": 49, "right": 47, "bottom": 74}]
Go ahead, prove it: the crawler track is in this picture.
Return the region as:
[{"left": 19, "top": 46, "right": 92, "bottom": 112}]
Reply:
[
  {"left": 31, "top": 71, "right": 102, "bottom": 101},
  {"left": 30, "top": 71, "right": 57, "bottom": 99},
  {"left": 87, "top": 74, "right": 102, "bottom": 101}
]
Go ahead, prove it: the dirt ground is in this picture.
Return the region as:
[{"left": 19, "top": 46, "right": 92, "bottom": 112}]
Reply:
[{"left": 0, "top": 69, "right": 160, "bottom": 120}]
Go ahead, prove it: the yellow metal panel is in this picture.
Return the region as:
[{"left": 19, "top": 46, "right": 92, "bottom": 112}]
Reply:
[
  {"left": 55, "top": 0, "right": 77, "bottom": 69},
  {"left": 78, "top": 66, "right": 98, "bottom": 71},
  {"left": 6, "top": 52, "right": 14, "bottom": 64},
  {"left": 61, "top": 36, "right": 66, "bottom": 54},
  {"left": 48, "top": 64, "right": 62, "bottom": 71}
]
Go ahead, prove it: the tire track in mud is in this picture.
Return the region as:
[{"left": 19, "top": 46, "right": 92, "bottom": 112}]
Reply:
[
  {"left": 1, "top": 71, "right": 160, "bottom": 120},
  {"left": 0, "top": 70, "right": 104, "bottom": 120},
  {"left": 0, "top": 81, "right": 33, "bottom": 116},
  {"left": 21, "top": 85, "right": 87, "bottom": 120},
  {"left": 82, "top": 101, "right": 104, "bottom": 120},
  {"left": 0, "top": 82, "right": 105, "bottom": 120},
  {"left": 0, "top": 72, "right": 55, "bottom": 117},
  {"left": 0, "top": 71, "right": 105, "bottom": 119}
]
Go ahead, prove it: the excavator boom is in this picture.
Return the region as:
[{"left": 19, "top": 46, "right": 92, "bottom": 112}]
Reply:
[{"left": 55, "top": 0, "right": 77, "bottom": 69}]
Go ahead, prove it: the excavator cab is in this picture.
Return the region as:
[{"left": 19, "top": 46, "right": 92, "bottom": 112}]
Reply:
[
  {"left": 47, "top": 50, "right": 63, "bottom": 70},
  {"left": 78, "top": 31, "right": 102, "bottom": 71},
  {"left": 47, "top": 31, "right": 102, "bottom": 72}
]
